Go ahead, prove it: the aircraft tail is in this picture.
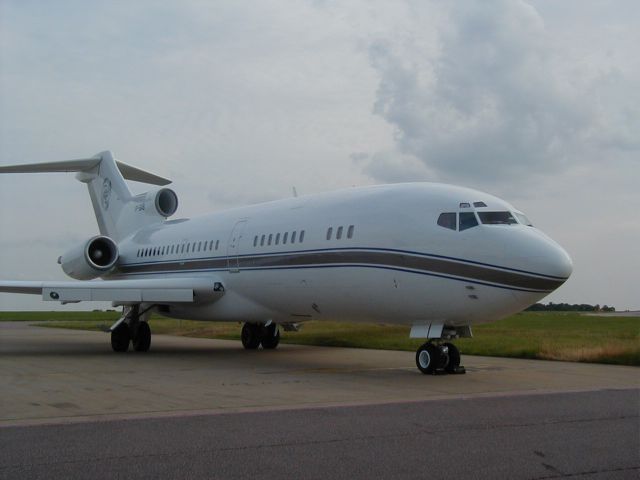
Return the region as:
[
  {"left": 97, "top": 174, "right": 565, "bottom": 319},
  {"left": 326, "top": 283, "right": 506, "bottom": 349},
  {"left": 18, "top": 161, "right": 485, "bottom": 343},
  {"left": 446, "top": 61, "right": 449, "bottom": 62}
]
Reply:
[{"left": 0, "top": 151, "right": 176, "bottom": 241}]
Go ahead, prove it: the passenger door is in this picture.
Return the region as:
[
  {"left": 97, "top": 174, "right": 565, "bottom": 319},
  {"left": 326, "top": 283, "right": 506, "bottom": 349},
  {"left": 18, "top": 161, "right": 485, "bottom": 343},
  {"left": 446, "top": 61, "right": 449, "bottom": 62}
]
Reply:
[{"left": 227, "top": 220, "right": 247, "bottom": 273}]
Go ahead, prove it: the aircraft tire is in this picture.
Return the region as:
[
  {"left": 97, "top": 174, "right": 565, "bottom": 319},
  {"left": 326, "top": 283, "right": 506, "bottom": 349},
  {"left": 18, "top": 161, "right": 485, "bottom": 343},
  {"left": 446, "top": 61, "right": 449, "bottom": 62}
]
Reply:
[
  {"left": 261, "top": 324, "right": 280, "bottom": 349},
  {"left": 415, "top": 342, "right": 438, "bottom": 374},
  {"left": 133, "top": 322, "right": 151, "bottom": 352},
  {"left": 111, "top": 323, "right": 131, "bottom": 352},
  {"left": 241, "top": 323, "right": 261, "bottom": 349},
  {"left": 444, "top": 342, "right": 460, "bottom": 372}
]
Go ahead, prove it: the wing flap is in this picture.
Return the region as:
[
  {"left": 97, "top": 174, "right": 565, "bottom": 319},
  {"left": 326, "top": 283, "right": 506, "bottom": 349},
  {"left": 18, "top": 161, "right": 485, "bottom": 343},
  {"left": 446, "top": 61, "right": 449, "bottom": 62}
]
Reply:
[{"left": 0, "top": 278, "right": 223, "bottom": 304}]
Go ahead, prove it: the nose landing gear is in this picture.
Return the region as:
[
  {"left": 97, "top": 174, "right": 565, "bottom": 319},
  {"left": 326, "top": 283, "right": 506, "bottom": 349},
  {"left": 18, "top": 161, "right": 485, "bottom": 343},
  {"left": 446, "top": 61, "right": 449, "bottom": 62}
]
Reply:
[{"left": 415, "top": 342, "right": 465, "bottom": 375}]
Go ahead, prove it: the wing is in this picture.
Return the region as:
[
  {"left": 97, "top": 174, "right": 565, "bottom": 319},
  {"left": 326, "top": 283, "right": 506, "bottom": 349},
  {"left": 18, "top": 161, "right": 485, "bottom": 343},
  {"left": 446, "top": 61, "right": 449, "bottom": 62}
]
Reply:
[{"left": 0, "top": 277, "right": 224, "bottom": 304}]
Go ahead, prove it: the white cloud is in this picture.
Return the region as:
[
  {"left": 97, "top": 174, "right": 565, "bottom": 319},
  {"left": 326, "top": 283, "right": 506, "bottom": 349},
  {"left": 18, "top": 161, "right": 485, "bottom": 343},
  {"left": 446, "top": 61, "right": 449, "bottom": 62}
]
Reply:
[{"left": 363, "top": 0, "right": 640, "bottom": 187}]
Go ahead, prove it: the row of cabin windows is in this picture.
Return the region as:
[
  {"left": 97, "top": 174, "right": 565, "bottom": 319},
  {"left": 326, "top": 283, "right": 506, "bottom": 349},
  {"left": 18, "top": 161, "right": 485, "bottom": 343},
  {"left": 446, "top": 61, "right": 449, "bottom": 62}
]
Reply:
[
  {"left": 326, "top": 225, "right": 355, "bottom": 240},
  {"left": 136, "top": 239, "right": 220, "bottom": 258},
  {"left": 253, "top": 230, "right": 305, "bottom": 248}
]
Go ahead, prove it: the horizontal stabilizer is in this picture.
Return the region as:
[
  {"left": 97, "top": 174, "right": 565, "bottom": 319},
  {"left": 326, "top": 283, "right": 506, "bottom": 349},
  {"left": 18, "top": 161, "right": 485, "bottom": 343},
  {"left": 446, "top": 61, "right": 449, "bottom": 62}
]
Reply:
[
  {"left": 0, "top": 158, "right": 101, "bottom": 173},
  {"left": 115, "top": 161, "right": 171, "bottom": 186},
  {"left": 0, "top": 153, "right": 171, "bottom": 186}
]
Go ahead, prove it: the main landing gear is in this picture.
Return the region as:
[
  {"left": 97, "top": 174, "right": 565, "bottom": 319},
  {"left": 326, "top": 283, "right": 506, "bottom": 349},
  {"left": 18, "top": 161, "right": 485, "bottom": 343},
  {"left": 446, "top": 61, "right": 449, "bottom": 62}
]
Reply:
[
  {"left": 241, "top": 322, "right": 280, "bottom": 350},
  {"left": 415, "top": 342, "right": 466, "bottom": 375},
  {"left": 110, "top": 305, "right": 152, "bottom": 353}
]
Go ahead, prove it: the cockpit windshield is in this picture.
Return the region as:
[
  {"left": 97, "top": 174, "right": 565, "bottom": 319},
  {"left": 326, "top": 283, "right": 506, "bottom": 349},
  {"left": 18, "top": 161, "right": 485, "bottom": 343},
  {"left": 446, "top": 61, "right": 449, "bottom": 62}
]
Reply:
[{"left": 477, "top": 211, "right": 518, "bottom": 225}]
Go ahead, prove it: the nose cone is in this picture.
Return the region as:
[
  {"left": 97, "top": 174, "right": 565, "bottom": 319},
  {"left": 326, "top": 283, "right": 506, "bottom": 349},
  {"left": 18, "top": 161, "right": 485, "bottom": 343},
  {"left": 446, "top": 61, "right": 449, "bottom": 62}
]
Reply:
[
  {"left": 545, "top": 242, "right": 573, "bottom": 281},
  {"left": 506, "top": 228, "right": 573, "bottom": 285}
]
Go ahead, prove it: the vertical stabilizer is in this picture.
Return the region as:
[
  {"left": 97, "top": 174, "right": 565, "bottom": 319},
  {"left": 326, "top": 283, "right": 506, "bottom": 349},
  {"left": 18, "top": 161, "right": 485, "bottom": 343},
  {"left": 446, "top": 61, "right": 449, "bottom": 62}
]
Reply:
[
  {"left": 76, "top": 151, "right": 133, "bottom": 241},
  {"left": 0, "top": 151, "right": 173, "bottom": 242}
]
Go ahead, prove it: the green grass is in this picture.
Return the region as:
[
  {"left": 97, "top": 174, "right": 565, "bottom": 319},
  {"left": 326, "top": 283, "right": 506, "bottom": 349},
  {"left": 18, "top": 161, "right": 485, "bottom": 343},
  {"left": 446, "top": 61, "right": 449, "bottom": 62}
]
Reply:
[{"left": 2, "top": 311, "right": 638, "bottom": 366}]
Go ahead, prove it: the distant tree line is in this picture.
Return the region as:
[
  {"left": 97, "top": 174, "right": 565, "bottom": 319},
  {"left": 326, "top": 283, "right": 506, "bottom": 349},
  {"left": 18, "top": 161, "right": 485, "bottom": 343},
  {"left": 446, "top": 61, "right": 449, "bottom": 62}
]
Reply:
[{"left": 526, "top": 302, "right": 615, "bottom": 312}]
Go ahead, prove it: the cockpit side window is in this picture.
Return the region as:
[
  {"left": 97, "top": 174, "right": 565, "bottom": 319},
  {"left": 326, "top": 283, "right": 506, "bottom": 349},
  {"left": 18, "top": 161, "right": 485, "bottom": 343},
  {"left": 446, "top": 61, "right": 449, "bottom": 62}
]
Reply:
[
  {"left": 459, "top": 212, "right": 479, "bottom": 231},
  {"left": 437, "top": 212, "right": 457, "bottom": 230},
  {"left": 515, "top": 212, "right": 533, "bottom": 226},
  {"left": 477, "top": 211, "right": 518, "bottom": 225}
]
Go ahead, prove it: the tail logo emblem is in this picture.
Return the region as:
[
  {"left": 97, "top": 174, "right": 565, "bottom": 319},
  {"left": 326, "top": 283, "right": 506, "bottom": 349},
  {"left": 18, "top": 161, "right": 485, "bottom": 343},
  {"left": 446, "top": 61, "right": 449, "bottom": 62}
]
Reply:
[{"left": 102, "top": 178, "right": 112, "bottom": 210}]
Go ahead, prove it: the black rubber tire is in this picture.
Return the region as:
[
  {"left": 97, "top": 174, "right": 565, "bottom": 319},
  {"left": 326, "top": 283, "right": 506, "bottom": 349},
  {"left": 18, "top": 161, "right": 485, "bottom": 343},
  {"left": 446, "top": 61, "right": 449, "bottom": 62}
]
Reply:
[
  {"left": 111, "top": 323, "right": 131, "bottom": 352},
  {"left": 261, "top": 324, "right": 280, "bottom": 349},
  {"left": 133, "top": 322, "right": 151, "bottom": 352},
  {"left": 415, "top": 343, "right": 438, "bottom": 374},
  {"left": 241, "top": 323, "right": 261, "bottom": 349},
  {"left": 444, "top": 342, "right": 460, "bottom": 372}
]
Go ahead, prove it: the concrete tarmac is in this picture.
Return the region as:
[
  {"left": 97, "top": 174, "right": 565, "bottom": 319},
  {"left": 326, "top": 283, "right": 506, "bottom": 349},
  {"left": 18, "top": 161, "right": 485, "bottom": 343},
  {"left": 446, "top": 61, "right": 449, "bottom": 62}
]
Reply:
[{"left": 0, "top": 321, "right": 638, "bottom": 479}]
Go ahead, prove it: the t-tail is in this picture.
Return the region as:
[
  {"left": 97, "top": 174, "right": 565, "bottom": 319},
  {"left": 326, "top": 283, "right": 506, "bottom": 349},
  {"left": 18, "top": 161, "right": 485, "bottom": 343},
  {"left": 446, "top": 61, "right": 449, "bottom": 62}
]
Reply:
[{"left": 0, "top": 151, "right": 178, "bottom": 242}]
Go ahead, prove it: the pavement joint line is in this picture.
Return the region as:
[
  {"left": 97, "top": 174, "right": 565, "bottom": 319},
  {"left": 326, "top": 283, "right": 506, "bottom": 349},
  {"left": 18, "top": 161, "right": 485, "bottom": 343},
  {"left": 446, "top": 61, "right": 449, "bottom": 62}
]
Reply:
[{"left": 2, "top": 386, "right": 637, "bottom": 429}]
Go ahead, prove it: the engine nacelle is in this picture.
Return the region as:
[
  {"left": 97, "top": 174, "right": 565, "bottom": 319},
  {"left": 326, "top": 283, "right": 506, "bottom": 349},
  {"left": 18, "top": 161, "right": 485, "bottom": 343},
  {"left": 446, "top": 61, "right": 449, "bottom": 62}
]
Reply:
[
  {"left": 59, "top": 235, "right": 119, "bottom": 280},
  {"left": 143, "top": 187, "right": 178, "bottom": 218}
]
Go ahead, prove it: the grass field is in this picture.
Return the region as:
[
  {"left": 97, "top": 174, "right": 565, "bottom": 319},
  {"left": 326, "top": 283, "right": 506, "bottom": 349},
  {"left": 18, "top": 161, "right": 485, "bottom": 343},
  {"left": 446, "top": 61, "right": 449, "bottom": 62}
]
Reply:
[{"left": 1, "top": 311, "right": 638, "bottom": 366}]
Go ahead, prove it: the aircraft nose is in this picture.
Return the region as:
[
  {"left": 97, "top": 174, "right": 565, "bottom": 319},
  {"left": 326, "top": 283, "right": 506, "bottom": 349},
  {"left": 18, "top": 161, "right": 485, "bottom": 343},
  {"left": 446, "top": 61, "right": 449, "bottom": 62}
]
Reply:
[
  {"left": 506, "top": 229, "right": 573, "bottom": 284},
  {"left": 547, "top": 243, "right": 573, "bottom": 280}
]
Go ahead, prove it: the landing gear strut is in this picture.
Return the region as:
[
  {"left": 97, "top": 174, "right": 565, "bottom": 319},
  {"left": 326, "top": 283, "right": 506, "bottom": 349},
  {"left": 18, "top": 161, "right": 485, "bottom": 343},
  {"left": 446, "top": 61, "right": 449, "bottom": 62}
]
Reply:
[
  {"left": 110, "top": 305, "right": 152, "bottom": 353},
  {"left": 241, "top": 322, "right": 280, "bottom": 350},
  {"left": 415, "top": 342, "right": 465, "bottom": 375}
]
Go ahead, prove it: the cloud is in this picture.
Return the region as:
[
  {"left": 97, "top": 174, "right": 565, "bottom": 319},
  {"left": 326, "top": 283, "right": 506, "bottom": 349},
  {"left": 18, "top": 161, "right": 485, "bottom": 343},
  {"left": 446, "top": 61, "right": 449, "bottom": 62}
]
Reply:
[{"left": 362, "top": 0, "right": 640, "bottom": 186}]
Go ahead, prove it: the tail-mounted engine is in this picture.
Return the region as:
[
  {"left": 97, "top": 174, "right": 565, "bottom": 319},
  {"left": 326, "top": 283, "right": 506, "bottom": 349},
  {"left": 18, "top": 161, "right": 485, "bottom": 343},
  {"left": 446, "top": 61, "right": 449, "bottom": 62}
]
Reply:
[
  {"left": 59, "top": 235, "right": 119, "bottom": 280},
  {"left": 142, "top": 187, "right": 178, "bottom": 218}
]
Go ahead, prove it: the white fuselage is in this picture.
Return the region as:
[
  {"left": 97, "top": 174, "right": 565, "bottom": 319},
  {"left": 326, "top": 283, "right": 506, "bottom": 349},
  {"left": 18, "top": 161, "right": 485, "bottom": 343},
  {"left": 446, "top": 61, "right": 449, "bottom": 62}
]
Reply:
[{"left": 111, "top": 183, "right": 572, "bottom": 328}]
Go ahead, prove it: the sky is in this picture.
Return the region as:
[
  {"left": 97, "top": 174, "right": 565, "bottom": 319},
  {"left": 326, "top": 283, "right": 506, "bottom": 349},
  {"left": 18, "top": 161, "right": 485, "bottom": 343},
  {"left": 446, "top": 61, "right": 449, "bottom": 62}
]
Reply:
[{"left": 0, "top": 0, "right": 638, "bottom": 311}]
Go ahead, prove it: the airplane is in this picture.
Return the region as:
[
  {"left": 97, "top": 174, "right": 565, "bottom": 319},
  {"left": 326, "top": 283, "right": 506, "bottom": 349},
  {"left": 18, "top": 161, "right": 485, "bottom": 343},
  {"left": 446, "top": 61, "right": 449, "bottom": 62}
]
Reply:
[{"left": 0, "top": 151, "right": 573, "bottom": 374}]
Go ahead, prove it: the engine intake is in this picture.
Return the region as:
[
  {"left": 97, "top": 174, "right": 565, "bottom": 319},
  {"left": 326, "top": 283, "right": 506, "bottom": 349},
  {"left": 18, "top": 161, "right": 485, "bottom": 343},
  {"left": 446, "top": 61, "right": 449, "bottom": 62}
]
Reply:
[
  {"left": 59, "top": 235, "right": 119, "bottom": 280},
  {"left": 144, "top": 188, "right": 178, "bottom": 218}
]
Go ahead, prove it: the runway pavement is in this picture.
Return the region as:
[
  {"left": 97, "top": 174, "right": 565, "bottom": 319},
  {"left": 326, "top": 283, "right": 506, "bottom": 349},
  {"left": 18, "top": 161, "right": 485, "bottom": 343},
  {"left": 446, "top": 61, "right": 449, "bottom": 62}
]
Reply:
[{"left": 0, "top": 321, "right": 638, "bottom": 479}]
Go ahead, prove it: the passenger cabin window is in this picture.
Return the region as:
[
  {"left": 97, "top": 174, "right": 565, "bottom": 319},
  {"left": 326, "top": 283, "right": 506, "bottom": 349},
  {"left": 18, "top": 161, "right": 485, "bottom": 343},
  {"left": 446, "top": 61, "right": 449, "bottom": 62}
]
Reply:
[
  {"left": 437, "top": 213, "right": 457, "bottom": 230},
  {"left": 268, "top": 234, "right": 273, "bottom": 246},
  {"left": 215, "top": 240, "right": 219, "bottom": 250},
  {"left": 478, "top": 211, "right": 518, "bottom": 225},
  {"left": 459, "top": 212, "right": 479, "bottom": 231},
  {"left": 300, "top": 230, "right": 305, "bottom": 242},
  {"left": 283, "top": 232, "right": 288, "bottom": 244},
  {"left": 254, "top": 236, "right": 258, "bottom": 247},
  {"left": 291, "top": 231, "right": 297, "bottom": 243},
  {"left": 275, "top": 233, "right": 280, "bottom": 245},
  {"left": 347, "top": 225, "right": 354, "bottom": 239},
  {"left": 336, "top": 226, "right": 343, "bottom": 240},
  {"left": 326, "top": 227, "right": 333, "bottom": 240}
]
